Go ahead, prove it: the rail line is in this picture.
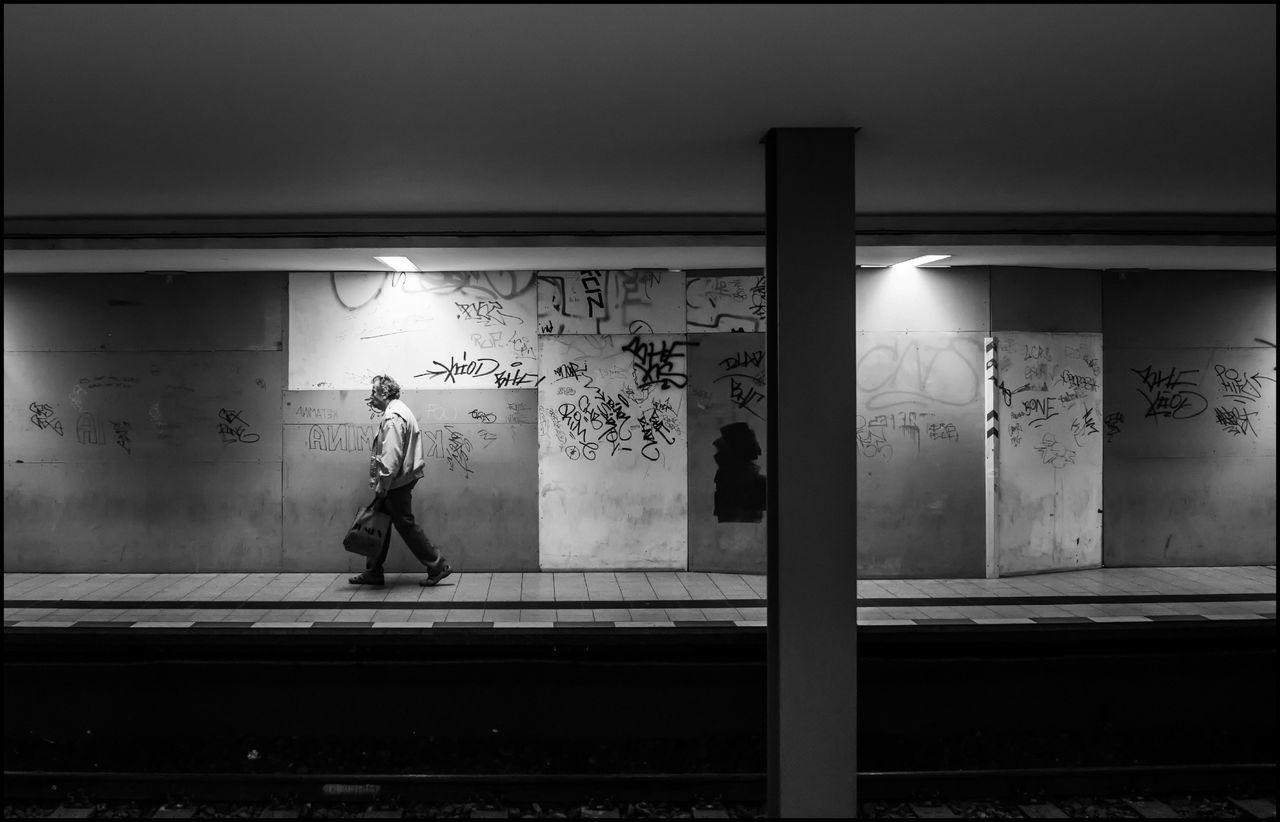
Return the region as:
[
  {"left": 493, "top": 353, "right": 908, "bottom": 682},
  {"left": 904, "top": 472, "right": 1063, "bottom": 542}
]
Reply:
[{"left": 6, "top": 762, "right": 1274, "bottom": 804}]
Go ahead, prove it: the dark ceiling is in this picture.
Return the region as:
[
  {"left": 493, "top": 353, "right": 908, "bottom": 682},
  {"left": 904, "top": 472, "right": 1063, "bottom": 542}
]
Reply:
[{"left": 3, "top": 4, "right": 1275, "bottom": 272}]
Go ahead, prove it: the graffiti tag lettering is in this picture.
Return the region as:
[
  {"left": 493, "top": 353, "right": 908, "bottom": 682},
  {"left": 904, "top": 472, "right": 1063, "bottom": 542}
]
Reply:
[
  {"left": 1214, "top": 364, "right": 1273, "bottom": 403},
  {"left": 928, "top": 422, "right": 959, "bottom": 442},
  {"left": 870, "top": 411, "right": 926, "bottom": 451},
  {"left": 294, "top": 406, "right": 339, "bottom": 420},
  {"left": 554, "top": 361, "right": 589, "bottom": 381},
  {"left": 1214, "top": 406, "right": 1258, "bottom": 437},
  {"left": 307, "top": 424, "right": 376, "bottom": 452},
  {"left": 1103, "top": 412, "right": 1124, "bottom": 442},
  {"left": 1023, "top": 397, "right": 1059, "bottom": 428},
  {"left": 469, "top": 331, "right": 505, "bottom": 350},
  {"left": 77, "top": 412, "right": 105, "bottom": 445},
  {"left": 494, "top": 362, "right": 541, "bottom": 388},
  {"left": 1060, "top": 370, "right": 1099, "bottom": 392},
  {"left": 218, "top": 409, "right": 260, "bottom": 444},
  {"left": 416, "top": 353, "right": 501, "bottom": 384},
  {"left": 444, "top": 425, "right": 474, "bottom": 477},
  {"left": 456, "top": 300, "right": 521, "bottom": 327},
  {"left": 1071, "top": 405, "right": 1099, "bottom": 445},
  {"left": 727, "top": 377, "right": 766, "bottom": 419},
  {"left": 995, "top": 380, "right": 1032, "bottom": 408},
  {"left": 1131, "top": 365, "right": 1207, "bottom": 420},
  {"left": 720, "top": 350, "right": 765, "bottom": 371},
  {"left": 855, "top": 415, "right": 893, "bottom": 461},
  {"left": 111, "top": 420, "right": 133, "bottom": 455},
  {"left": 636, "top": 404, "right": 678, "bottom": 462},
  {"left": 622, "top": 336, "right": 689, "bottom": 389},
  {"left": 29, "top": 402, "right": 64, "bottom": 436},
  {"left": 1210, "top": 363, "right": 1272, "bottom": 437},
  {"left": 858, "top": 338, "right": 982, "bottom": 409},
  {"left": 750, "top": 276, "right": 767, "bottom": 319},
  {"left": 582, "top": 273, "right": 605, "bottom": 317}
]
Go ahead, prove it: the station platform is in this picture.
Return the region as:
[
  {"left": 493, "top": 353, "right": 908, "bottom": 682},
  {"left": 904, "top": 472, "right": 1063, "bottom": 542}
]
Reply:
[{"left": 4, "top": 565, "right": 1274, "bottom": 633}]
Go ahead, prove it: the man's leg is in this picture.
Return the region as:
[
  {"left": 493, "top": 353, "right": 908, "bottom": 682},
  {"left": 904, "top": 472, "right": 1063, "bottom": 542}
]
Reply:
[{"left": 382, "top": 482, "right": 444, "bottom": 568}]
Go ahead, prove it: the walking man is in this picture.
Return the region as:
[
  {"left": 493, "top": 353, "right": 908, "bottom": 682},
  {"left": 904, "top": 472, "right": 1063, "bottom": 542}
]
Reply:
[{"left": 349, "top": 374, "right": 453, "bottom": 587}]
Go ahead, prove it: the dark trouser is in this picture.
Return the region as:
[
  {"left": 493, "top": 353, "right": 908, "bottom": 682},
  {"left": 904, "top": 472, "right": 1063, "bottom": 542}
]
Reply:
[{"left": 365, "top": 479, "right": 444, "bottom": 574}]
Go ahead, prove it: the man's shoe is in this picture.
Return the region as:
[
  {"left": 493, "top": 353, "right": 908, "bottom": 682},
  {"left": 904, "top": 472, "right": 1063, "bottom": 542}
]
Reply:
[
  {"left": 420, "top": 561, "right": 453, "bottom": 587},
  {"left": 349, "top": 572, "right": 385, "bottom": 586}
]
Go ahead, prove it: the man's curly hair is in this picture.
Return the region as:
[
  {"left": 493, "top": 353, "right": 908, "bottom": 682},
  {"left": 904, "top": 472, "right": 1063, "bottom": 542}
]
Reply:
[{"left": 370, "top": 374, "right": 401, "bottom": 400}]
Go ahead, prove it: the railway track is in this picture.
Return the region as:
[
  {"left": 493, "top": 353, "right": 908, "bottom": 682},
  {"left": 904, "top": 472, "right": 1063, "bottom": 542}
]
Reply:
[
  {"left": 6, "top": 618, "right": 1272, "bottom": 816},
  {"left": 4, "top": 763, "right": 1274, "bottom": 817}
]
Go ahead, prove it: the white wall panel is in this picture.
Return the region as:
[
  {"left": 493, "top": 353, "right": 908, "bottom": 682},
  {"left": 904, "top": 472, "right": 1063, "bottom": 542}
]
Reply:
[
  {"left": 288, "top": 271, "right": 539, "bottom": 390},
  {"left": 537, "top": 334, "right": 688, "bottom": 569},
  {"left": 992, "top": 332, "right": 1104, "bottom": 575},
  {"left": 537, "top": 270, "right": 684, "bottom": 335},
  {"left": 685, "top": 273, "right": 767, "bottom": 332}
]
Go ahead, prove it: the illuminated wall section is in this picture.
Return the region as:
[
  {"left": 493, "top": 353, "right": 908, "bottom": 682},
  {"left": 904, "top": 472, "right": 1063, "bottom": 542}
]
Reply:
[
  {"left": 854, "top": 266, "right": 990, "bottom": 578},
  {"left": 536, "top": 271, "right": 689, "bottom": 569},
  {"left": 288, "top": 271, "right": 540, "bottom": 391},
  {"left": 284, "top": 272, "right": 540, "bottom": 572}
]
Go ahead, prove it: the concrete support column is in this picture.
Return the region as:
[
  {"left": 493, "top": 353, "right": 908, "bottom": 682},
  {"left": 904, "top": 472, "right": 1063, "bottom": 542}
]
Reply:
[{"left": 764, "top": 128, "right": 858, "bottom": 818}]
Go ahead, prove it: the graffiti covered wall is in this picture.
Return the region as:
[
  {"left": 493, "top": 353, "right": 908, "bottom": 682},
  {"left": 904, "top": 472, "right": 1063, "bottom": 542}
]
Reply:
[
  {"left": 282, "top": 388, "right": 538, "bottom": 572},
  {"left": 991, "top": 332, "right": 1104, "bottom": 575},
  {"left": 289, "top": 271, "right": 540, "bottom": 391},
  {"left": 1102, "top": 271, "right": 1276, "bottom": 565},
  {"left": 537, "top": 334, "right": 689, "bottom": 568},
  {"left": 3, "top": 273, "right": 285, "bottom": 571},
  {"left": 6, "top": 266, "right": 1274, "bottom": 576}
]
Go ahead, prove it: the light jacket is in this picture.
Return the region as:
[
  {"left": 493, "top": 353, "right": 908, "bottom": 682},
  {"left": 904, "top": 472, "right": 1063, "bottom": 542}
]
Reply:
[{"left": 369, "top": 398, "right": 427, "bottom": 496}]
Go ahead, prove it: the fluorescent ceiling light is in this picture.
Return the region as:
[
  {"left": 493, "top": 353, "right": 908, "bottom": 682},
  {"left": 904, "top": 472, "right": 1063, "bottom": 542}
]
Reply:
[
  {"left": 891, "top": 254, "right": 951, "bottom": 268},
  {"left": 374, "top": 256, "right": 419, "bottom": 272}
]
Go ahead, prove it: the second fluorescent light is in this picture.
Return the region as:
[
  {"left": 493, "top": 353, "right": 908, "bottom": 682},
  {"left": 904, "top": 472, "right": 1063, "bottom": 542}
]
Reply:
[
  {"left": 892, "top": 254, "right": 951, "bottom": 268},
  {"left": 375, "top": 256, "right": 419, "bottom": 272}
]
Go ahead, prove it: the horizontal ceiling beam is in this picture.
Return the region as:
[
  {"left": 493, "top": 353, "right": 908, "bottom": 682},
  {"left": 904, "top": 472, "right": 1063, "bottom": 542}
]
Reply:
[{"left": 5, "top": 213, "right": 1274, "bottom": 251}]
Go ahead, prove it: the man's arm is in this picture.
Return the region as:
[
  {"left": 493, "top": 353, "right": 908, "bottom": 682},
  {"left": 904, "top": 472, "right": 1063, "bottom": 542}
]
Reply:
[{"left": 371, "top": 415, "right": 406, "bottom": 497}]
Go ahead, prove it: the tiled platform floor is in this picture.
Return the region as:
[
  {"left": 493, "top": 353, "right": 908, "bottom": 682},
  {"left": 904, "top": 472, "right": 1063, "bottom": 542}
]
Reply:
[{"left": 4, "top": 566, "right": 1274, "bottom": 632}]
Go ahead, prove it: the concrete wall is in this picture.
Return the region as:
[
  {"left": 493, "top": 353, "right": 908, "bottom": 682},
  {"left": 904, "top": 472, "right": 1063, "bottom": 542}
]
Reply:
[
  {"left": 854, "top": 266, "right": 990, "bottom": 578},
  {"left": 990, "top": 268, "right": 1102, "bottom": 334},
  {"left": 990, "top": 331, "right": 1104, "bottom": 575},
  {"left": 5, "top": 267, "right": 1275, "bottom": 575},
  {"left": 282, "top": 388, "right": 539, "bottom": 573},
  {"left": 3, "top": 269, "right": 770, "bottom": 573},
  {"left": 3, "top": 273, "right": 286, "bottom": 572},
  {"left": 688, "top": 332, "right": 767, "bottom": 573},
  {"left": 685, "top": 273, "right": 768, "bottom": 572},
  {"left": 535, "top": 271, "right": 690, "bottom": 569},
  {"left": 1102, "top": 271, "right": 1276, "bottom": 566},
  {"left": 537, "top": 333, "right": 689, "bottom": 569},
  {"left": 988, "top": 271, "right": 1106, "bottom": 576}
]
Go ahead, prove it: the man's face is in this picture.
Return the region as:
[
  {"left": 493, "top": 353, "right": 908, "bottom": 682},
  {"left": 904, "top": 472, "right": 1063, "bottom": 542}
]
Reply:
[{"left": 368, "top": 387, "right": 389, "bottom": 413}]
